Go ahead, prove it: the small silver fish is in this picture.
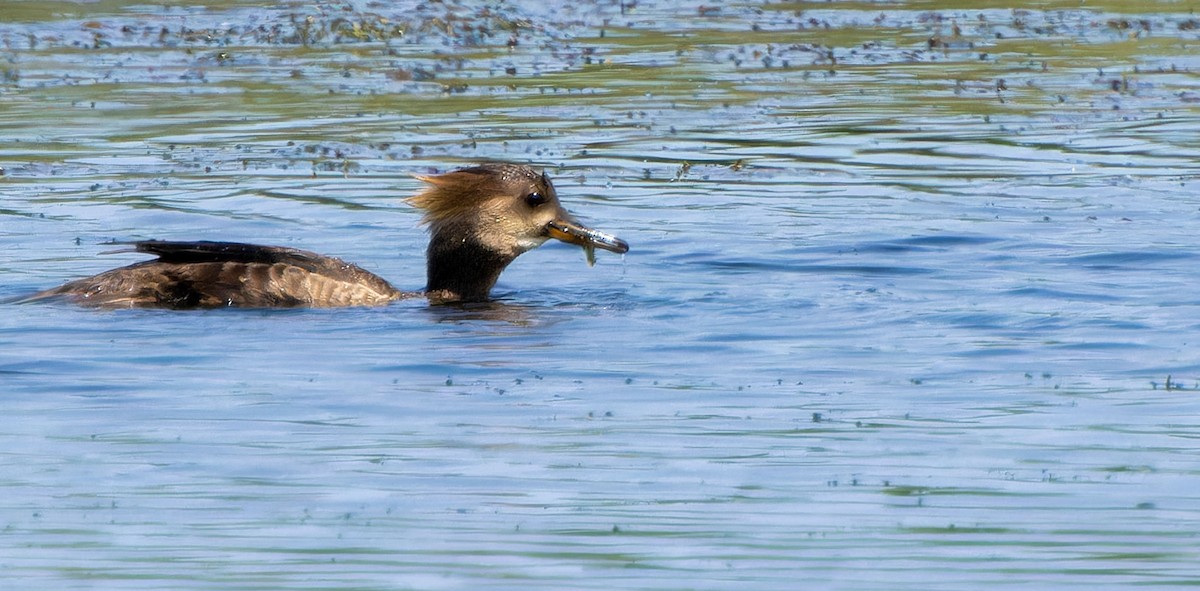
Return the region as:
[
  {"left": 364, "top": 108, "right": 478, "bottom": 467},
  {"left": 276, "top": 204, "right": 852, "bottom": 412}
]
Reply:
[{"left": 545, "top": 220, "right": 629, "bottom": 267}]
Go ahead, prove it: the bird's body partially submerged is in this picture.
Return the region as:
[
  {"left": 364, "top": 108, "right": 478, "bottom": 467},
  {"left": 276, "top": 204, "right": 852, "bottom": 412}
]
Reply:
[
  {"left": 25, "top": 163, "right": 628, "bottom": 309},
  {"left": 34, "top": 241, "right": 408, "bottom": 309}
]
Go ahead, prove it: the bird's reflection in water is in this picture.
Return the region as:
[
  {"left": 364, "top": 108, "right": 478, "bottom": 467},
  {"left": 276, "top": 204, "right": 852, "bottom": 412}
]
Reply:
[{"left": 422, "top": 298, "right": 540, "bottom": 326}]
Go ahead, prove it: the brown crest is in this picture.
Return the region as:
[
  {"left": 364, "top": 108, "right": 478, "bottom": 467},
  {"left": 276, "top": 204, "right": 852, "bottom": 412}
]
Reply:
[{"left": 409, "top": 164, "right": 543, "bottom": 225}]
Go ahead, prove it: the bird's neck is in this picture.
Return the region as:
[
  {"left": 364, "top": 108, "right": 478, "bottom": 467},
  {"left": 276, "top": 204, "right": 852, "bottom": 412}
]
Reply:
[{"left": 424, "top": 222, "right": 516, "bottom": 303}]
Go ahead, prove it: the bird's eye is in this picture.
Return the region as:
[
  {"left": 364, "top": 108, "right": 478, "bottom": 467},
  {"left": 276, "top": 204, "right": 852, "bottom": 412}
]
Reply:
[{"left": 524, "top": 191, "right": 547, "bottom": 208}]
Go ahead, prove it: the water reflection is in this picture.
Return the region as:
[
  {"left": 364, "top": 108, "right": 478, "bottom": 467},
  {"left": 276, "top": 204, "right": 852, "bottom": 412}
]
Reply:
[{"left": 422, "top": 300, "right": 539, "bottom": 326}]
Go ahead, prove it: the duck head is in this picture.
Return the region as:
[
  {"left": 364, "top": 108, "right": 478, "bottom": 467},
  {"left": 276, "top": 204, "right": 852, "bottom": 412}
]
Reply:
[{"left": 410, "top": 164, "right": 628, "bottom": 303}]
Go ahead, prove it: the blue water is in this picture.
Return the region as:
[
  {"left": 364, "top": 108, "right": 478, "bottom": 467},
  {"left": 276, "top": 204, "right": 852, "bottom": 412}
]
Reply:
[{"left": 3, "top": 1, "right": 1200, "bottom": 589}]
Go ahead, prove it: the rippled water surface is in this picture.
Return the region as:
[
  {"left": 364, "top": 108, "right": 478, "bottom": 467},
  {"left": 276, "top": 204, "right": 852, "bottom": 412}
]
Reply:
[{"left": 3, "top": 1, "right": 1200, "bottom": 589}]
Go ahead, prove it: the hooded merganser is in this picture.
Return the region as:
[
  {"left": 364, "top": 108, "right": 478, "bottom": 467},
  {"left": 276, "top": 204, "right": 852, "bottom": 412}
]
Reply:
[{"left": 26, "top": 163, "right": 629, "bottom": 309}]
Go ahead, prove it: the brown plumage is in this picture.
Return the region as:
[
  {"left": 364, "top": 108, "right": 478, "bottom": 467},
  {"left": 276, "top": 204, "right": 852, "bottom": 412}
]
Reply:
[{"left": 25, "top": 163, "right": 628, "bottom": 309}]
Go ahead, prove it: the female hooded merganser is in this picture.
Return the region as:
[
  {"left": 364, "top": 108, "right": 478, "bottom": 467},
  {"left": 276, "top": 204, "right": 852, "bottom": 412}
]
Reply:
[{"left": 27, "top": 163, "right": 629, "bottom": 309}]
